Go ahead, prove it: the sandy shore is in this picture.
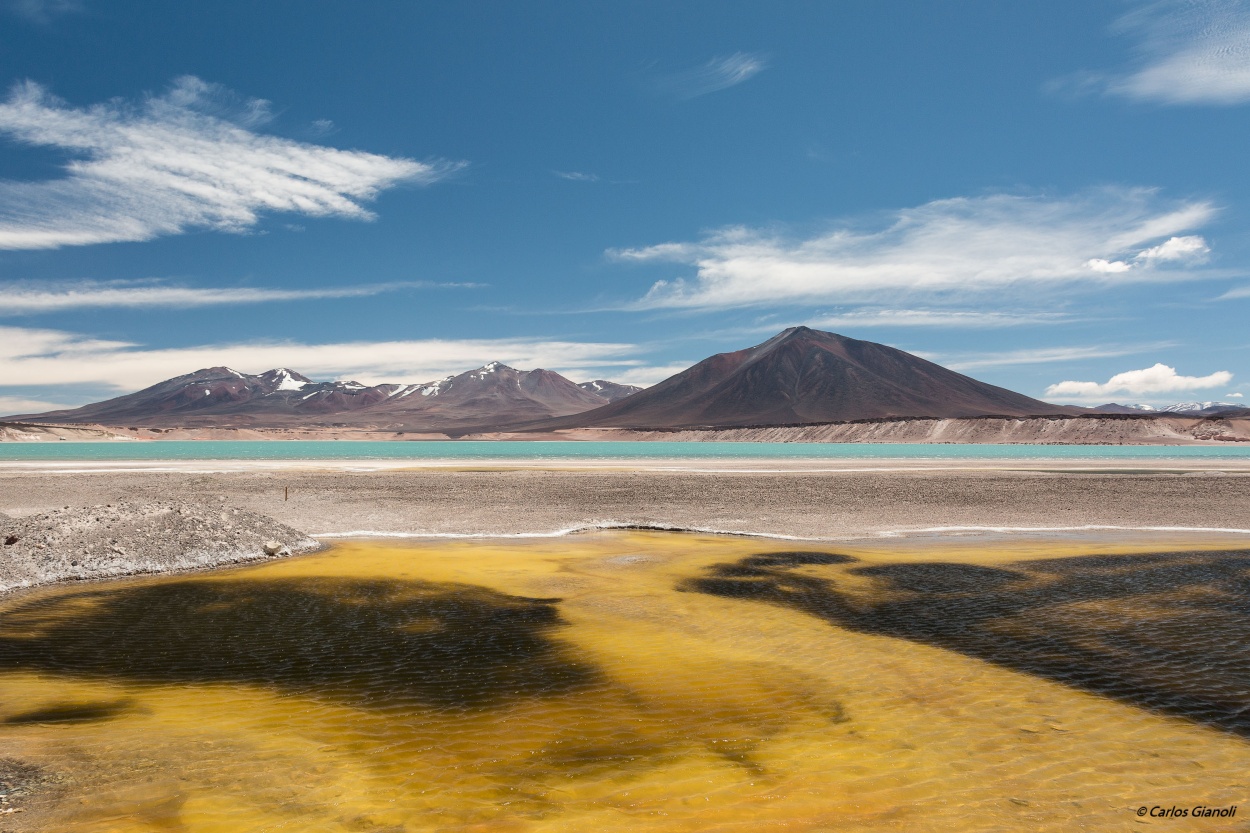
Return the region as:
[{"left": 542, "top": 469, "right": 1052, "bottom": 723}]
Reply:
[{"left": 2, "top": 458, "right": 1249, "bottom": 541}]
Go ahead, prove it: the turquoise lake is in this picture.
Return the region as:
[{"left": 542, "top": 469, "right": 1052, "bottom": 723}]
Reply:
[{"left": 2, "top": 440, "right": 1250, "bottom": 461}]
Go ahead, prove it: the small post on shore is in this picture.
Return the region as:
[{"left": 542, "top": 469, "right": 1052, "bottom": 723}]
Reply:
[{"left": 284, "top": 486, "right": 289, "bottom": 502}]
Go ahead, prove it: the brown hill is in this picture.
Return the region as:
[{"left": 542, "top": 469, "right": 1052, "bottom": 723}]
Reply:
[{"left": 531, "top": 327, "right": 1079, "bottom": 430}]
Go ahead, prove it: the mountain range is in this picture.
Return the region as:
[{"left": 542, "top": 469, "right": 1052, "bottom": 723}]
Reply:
[
  {"left": 7, "top": 327, "right": 1100, "bottom": 432},
  {"left": 1091, "top": 401, "right": 1250, "bottom": 417},
  {"left": 13, "top": 363, "right": 642, "bottom": 431}
]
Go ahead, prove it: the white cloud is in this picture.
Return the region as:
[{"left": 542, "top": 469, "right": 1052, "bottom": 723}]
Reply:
[
  {"left": 598, "top": 362, "right": 691, "bottom": 387},
  {"left": 1136, "top": 234, "right": 1210, "bottom": 262},
  {"left": 1106, "top": 0, "right": 1250, "bottom": 105},
  {"left": 0, "top": 77, "right": 461, "bottom": 250},
  {"left": 553, "top": 170, "right": 600, "bottom": 182},
  {"left": 1085, "top": 234, "right": 1208, "bottom": 274},
  {"left": 1217, "top": 285, "right": 1250, "bottom": 299},
  {"left": 1229, "top": 392, "right": 1245, "bottom": 398},
  {"left": 806, "top": 309, "right": 1069, "bottom": 329},
  {"left": 0, "top": 280, "right": 475, "bottom": 314},
  {"left": 1045, "top": 363, "right": 1234, "bottom": 399},
  {"left": 660, "top": 53, "right": 768, "bottom": 99},
  {"left": 1085, "top": 258, "right": 1134, "bottom": 273},
  {"left": 0, "top": 325, "right": 644, "bottom": 392},
  {"left": 944, "top": 343, "right": 1165, "bottom": 372},
  {"left": 616, "top": 188, "right": 1217, "bottom": 309}
]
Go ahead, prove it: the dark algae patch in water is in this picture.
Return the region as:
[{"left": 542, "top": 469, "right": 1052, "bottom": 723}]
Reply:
[
  {"left": 682, "top": 546, "right": 1250, "bottom": 735},
  {"left": 0, "top": 577, "right": 596, "bottom": 710}
]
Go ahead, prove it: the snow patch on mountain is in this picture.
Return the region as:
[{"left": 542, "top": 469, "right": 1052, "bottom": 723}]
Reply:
[
  {"left": 273, "top": 369, "right": 307, "bottom": 391},
  {"left": 1162, "top": 401, "right": 1243, "bottom": 413}
]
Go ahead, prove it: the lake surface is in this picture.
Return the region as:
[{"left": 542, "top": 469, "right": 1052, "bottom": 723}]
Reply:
[
  {"left": 2, "top": 532, "right": 1247, "bottom": 831},
  {"left": 3, "top": 440, "right": 1250, "bottom": 461}
]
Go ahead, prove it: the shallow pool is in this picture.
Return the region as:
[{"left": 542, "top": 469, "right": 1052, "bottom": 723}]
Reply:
[{"left": 1, "top": 532, "right": 1247, "bottom": 831}]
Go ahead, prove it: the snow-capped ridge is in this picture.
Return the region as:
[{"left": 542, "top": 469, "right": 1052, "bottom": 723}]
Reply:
[{"left": 1164, "top": 401, "right": 1236, "bottom": 412}]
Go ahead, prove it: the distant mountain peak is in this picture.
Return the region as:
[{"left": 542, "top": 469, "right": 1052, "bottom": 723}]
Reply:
[
  {"left": 535, "top": 326, "right": 1078, "bottom": 430},
  {"left": 259, "top": 368, "right": 314, "bottom": 391},
  {"left": 577, "top": 380, "right": 643, "bottom": 403}
]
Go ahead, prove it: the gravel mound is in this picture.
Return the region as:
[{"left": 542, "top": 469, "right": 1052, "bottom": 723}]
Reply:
[{"left": 0, "top": 501, "right": 321, "bottom": 593}]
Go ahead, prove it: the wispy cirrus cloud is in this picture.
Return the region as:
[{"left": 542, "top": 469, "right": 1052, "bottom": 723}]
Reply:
[
  {"left": 1056, "top": 0, "right": 1250, "bottom": 105},
  {"left": 552, "top": 170, "right": 600, "bottom": 182},
  {"left": 0, "top": 325, "right": 646, "bottom": 393},
  {"left": 659, "top": 52, "right": 768, "bottom": 99},
  {"left": 942, "top": 343, "right": 1169, "bottom": 372},
  {"left": 5, "top": 0, "right": 82, "bottom": 24},
  {"left": 613, "top": 188, "right": 1216, "bottom": 310},
  {"left": 1216, "top": 284, "right": 1250, "bottom": 299},
  {"left": 0, "top": 279, "right": 478, "bottom": 314},
  {"left": 0, "top": 394, "right": 76, "bottom": 413},
  {"left": 0, "top": 76, "right": 461, "bottom": 250},
  {"left": 1045, "top": 363, "right": 1234, "bottom": 400}
]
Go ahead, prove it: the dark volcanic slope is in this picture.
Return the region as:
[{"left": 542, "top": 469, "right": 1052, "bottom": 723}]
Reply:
[{"left": 535, "top": 327, "right": 1079, "bottom": 429}]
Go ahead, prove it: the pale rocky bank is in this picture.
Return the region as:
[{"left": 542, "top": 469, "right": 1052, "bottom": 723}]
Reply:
[{"left": 0, "top": 501, "right": 321, "bottom": 593}]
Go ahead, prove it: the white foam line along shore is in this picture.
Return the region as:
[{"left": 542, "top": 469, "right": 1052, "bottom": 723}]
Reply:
[
  {"left": 311, "top": 522, "right": 819, "bottom": 540},
  {"left": 886, "top": 525, "right": 1250, "bottom": 536},
  {"left": 309, "top": 522, "right": 1250, "bottom": 541}
]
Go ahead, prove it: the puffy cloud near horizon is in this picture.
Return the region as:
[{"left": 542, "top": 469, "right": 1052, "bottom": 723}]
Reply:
[
  {"left": 0, "top": 279, "right": 476, "bottom": 314},
  {"left": 1045, "top": 363, "right": 1233, "bottom": 400},
  {"left": 615, "top": 189, "right": 1216, "bottom": 310},
  {"left": 1086, "top": 234, "right": 1209, "bottom": 273},
  {"left": 0, "top": 325, "right": 651, "bottom": 394},
  {"left": 1106, "top": 0, "right": 1250, "bottom": 105},
  {"left": 0, "top": 76, "right": 460, "bottom": 250},
  {"left": 659, "top": 52, "right": 768, "bottom": 99}
]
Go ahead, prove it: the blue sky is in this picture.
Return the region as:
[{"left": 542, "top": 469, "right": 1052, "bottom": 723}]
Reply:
[{"left": 1, "top": 0, "right": 1248, "bottom": 413}]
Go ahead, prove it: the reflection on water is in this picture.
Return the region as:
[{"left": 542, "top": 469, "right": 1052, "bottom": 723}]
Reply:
[{"left": 0, "top": 532, "right": 1247, "bottom": 832}]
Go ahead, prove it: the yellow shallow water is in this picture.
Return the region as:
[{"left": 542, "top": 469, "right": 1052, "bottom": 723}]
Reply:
[{"left": 1, "top": 532, "right": 1248, "bottom": 832}]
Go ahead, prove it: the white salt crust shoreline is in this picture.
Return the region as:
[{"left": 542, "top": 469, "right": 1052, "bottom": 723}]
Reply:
[{"left": 308, "top": 522, "right": 1250, "bottom": 541}]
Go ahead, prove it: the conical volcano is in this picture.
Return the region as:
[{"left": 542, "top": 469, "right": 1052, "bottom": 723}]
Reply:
[{"left": 540, "top": 327, "right": 1076, "bottom": 429}]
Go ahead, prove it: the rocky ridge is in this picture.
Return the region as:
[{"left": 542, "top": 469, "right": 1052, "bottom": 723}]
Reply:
[{"left": 0, "top": 501, "right": 321, "bottom": 593}]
